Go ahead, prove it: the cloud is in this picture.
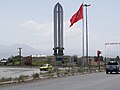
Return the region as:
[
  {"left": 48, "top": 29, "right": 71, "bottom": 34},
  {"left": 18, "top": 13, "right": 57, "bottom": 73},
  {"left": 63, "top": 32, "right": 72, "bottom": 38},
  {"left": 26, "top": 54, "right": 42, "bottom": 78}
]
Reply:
[
  {"left": 35, "top": 23, "right": 52, "bottom": 36},
  {"left": 21, "top": 20, "right": 38, "bottom": 29},
  {"left": 21, "top": 20, "right": 52, "bottom": 37},
  {"left": 21, "top": 20, "right": 83, "bottom": 37}
]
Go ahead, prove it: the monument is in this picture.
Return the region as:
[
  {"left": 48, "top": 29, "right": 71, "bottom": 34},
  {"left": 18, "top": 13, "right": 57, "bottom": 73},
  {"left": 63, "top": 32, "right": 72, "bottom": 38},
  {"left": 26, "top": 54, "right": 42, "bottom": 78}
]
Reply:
[{"left": 53, "top": 3, "right": 64, "bottom": 59}]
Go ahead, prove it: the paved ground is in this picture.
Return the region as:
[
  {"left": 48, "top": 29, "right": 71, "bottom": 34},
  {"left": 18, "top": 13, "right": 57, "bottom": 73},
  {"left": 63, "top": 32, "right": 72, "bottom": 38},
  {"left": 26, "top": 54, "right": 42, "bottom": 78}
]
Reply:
[
  {"left": 0, "top": 72, "right": 120, "bottom": 90},
  {"left": 0, "top": 67, "right": 40, "bottom": 78}
]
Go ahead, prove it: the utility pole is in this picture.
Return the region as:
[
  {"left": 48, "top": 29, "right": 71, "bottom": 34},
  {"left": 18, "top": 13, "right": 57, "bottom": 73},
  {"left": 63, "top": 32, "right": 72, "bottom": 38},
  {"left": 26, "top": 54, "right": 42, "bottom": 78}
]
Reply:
[
  {"left": 18, "top": 48, "right": 22, "bottom": 65},
  {"left": 84, "top": 4, "right": 90, "bottom": 69}
]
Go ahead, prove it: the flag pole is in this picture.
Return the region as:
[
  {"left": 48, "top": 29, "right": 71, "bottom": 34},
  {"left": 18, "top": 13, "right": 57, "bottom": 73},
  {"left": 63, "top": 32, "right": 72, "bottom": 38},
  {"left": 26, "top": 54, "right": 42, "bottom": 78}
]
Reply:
[
  {"left": 69, "top": 3, "right": 84, "bottom": 66},
  {"left": 82, "top": 2, "right": 85, "bottom": 66}
]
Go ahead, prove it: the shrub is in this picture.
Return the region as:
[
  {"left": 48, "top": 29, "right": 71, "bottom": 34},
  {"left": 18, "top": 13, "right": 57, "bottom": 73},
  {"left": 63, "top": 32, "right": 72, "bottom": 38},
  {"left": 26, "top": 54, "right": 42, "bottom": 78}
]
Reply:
[
  {"left": 32, "top": 73, "right": 39, "bottom": 80},
  {"left": 0, "top": 77, "right": 12, "bottom": 82},
  {"left": 18, "top": 75, "right": 28, "bottom": 82}
]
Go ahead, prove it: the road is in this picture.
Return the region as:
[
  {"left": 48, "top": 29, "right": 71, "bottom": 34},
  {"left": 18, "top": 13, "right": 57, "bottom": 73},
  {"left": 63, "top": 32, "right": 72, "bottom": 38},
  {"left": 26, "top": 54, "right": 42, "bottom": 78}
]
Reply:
[{"left": 0, "top": 72, "right": 120, "bottom": 90}]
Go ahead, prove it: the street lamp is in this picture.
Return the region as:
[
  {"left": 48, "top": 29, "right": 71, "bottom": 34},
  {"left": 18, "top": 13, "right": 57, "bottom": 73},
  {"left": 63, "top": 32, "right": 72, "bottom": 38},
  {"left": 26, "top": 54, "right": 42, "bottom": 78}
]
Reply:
[{"left": 84, "top": 4, "right": 90, "bottom": 67}]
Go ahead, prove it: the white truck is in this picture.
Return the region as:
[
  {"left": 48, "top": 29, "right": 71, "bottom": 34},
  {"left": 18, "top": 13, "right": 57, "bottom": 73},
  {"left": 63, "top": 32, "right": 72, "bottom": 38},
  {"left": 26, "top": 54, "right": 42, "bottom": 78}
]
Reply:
[{"left": 105, "top": 61, "right": 120, "bottom": 74}]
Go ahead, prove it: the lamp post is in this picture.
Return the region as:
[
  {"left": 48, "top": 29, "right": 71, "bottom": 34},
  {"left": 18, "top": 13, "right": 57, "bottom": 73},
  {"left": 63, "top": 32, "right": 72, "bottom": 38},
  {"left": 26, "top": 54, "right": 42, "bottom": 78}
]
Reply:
[{"left": 84, "top": 4, "right": 90, "bottom": 69}]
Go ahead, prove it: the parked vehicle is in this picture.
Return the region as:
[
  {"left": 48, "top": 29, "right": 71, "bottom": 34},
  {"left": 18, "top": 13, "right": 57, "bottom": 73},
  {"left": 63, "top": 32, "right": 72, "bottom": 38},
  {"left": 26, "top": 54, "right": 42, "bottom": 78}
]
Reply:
[
  {"left": 105, "top": 61, "right": 120, "bottom": 74},
  {"left": 0, "top": 59, "right": 8, "bottom": 65},
  {"left": 39, "top": 64, "right": 53, "bottom": 71}
]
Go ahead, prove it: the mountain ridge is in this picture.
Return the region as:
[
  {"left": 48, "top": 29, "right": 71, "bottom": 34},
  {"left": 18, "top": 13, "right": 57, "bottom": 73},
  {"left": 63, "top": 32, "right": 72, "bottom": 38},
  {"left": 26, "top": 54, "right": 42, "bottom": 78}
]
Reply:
[{"left": 0, "top": 44, "right": 43, "bottom": 59}]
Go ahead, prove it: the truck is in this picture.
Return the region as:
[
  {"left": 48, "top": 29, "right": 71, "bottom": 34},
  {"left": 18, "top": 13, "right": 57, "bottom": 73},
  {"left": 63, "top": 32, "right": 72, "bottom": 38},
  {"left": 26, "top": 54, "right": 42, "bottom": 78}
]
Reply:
[{"left": 105, "top": 61, "right": 120, "bottom": 74}]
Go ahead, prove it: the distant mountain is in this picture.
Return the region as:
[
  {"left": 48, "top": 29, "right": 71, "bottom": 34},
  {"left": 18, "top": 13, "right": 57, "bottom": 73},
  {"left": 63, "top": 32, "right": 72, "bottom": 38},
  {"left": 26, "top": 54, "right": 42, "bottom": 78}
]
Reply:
[
  {"left": 0, "top": 44, "right": 43, "bottom": 59},
  {"left": 0, "top": 44, "right": 93, "bottom": 59}
]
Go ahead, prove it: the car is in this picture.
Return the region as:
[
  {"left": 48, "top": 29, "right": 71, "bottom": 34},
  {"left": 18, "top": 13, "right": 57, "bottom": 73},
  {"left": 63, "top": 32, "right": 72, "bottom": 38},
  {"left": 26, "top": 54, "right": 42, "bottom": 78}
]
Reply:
[
  {"left": 39, "top": 64, "right": 53, "bottom": 71},
  {"left": 0, "top": 59, "right": 8, "bottom": 65},
  {"left": 105, "top": 61, "right": 120, "bottom": 74}
]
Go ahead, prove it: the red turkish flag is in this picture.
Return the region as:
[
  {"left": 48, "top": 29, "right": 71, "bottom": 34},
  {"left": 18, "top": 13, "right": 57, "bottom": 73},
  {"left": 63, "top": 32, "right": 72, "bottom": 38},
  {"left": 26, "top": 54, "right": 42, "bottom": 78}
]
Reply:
[{"left": 70, "top": 4, "right": 83, "bottom": 27}]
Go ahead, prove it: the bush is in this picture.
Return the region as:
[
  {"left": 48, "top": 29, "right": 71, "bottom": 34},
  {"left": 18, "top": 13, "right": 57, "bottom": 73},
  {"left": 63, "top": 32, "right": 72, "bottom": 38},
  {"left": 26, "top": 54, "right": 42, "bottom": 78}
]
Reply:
[
  {"left": 32, "top": 73, "right": 39, "bottom": 80},
  {"left": 18, "top": 75, "right": 28, "bottom": 82},
  {"left": 0, "top": 77, "right": 12, "bottom": 82}
]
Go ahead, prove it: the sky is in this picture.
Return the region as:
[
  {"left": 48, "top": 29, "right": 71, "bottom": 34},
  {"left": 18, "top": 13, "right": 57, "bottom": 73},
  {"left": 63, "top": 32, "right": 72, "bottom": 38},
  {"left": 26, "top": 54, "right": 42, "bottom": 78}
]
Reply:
[{"left": 0, "top": 0, "right": 120, "bottom": 57}]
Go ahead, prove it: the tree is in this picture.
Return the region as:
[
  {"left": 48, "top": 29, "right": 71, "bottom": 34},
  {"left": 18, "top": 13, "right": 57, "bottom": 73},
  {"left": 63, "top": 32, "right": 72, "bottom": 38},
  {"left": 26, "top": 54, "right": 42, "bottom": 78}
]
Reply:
[
  {"left": 94, "top": 56, "right": 98, "bottom": 62},
  {"left": 8, "top": 55, "right": 23, "bottom": 65},
  {"left": 100, "top": 56, "right": 103, "bottom": 62},
  {"left": 116, "top": 56, "right": 120, "bottom": 62},
  {"left": 94, "top": 56, "right": 103, "bottom": 62},
  {"left": 72, "top": 55, "right": 78, "bottom": 63}
]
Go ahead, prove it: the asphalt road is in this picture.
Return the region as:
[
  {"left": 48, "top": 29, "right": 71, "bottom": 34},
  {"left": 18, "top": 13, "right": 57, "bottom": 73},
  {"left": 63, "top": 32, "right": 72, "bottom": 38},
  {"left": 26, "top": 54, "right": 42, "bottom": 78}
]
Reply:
[{"left": 0, "top": 72, "right": 120, "bottom": 90}]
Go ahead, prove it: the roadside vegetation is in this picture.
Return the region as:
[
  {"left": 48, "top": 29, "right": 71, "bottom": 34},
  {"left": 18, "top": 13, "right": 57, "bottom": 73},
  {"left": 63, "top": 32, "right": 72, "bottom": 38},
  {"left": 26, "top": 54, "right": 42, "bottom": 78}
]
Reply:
[
  {"left": 1, "top": 55, "right": 120, "bottom": 85},
  {"left": 0, "top": 65, "right": 105, "bottom": 85}
]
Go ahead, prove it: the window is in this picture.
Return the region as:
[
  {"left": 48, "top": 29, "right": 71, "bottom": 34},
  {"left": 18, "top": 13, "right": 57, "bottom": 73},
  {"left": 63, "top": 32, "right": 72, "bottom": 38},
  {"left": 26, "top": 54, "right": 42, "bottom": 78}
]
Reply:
[{"left": 108, "top": 62, "right": 118, "bottom": 65}]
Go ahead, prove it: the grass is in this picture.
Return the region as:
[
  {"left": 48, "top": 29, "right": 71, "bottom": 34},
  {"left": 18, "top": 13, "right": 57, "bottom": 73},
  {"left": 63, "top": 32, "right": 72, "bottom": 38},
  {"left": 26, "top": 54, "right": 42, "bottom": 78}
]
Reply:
[
  {"left": 4, "top": 61, "right": 20, "bottom": 66},
  {"left": 14, "top": 61, "right": 20, "bottom": 65},
  {"left": 32, "top": 61, "right": 42, "bottom": 66}
]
